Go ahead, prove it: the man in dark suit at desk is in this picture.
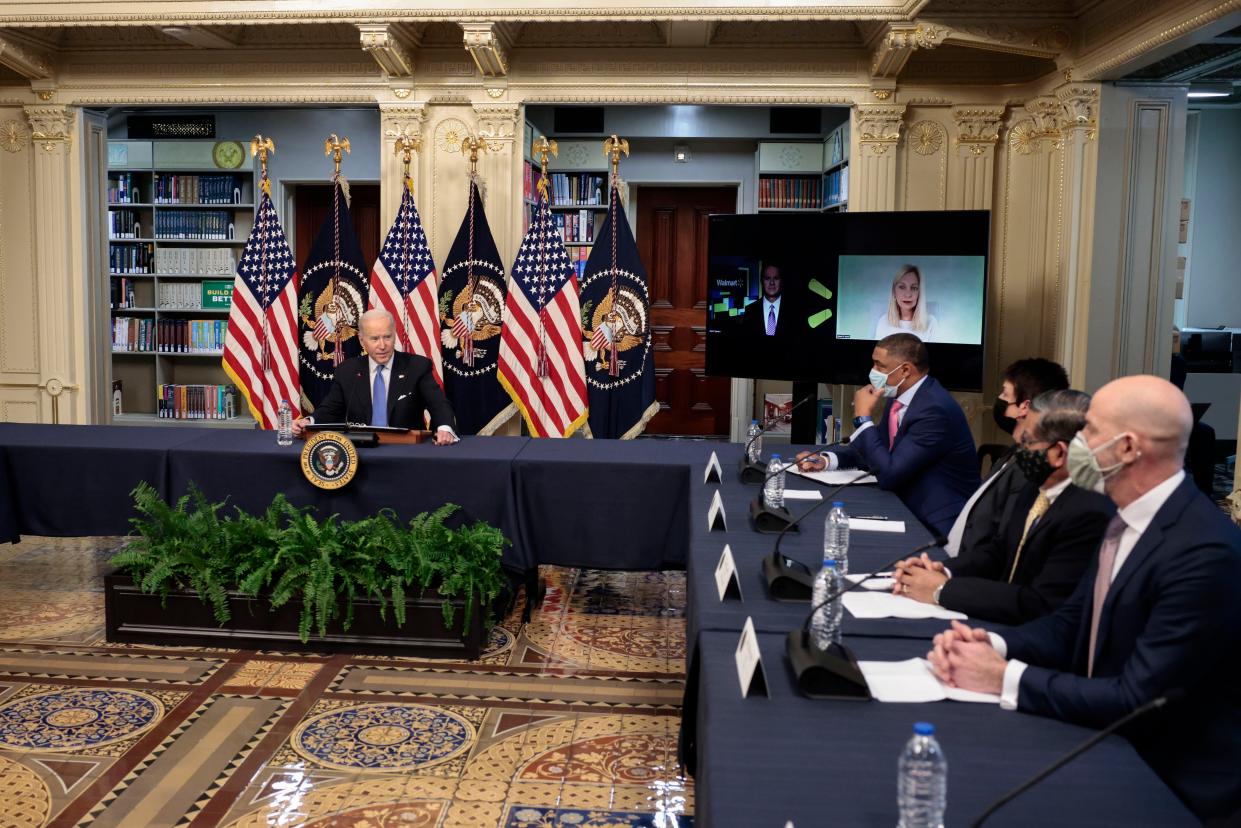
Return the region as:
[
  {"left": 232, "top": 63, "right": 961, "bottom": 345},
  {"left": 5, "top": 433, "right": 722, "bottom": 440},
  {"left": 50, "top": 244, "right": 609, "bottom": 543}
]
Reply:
[
  {"left": 292, "top": 309, "right": 458, "bottom": 445},
  {"left": 928, "top": 375, "right": 1241, "bottom": 822},
  {"left": 944, "top": 357, "right": 1070, "bottom": 559},
  {"left": 893, "top": 389, "right": 1115, "bottom": 625},
  {"left": 795, "top": 333, "right": 980, "bottom": 535}
]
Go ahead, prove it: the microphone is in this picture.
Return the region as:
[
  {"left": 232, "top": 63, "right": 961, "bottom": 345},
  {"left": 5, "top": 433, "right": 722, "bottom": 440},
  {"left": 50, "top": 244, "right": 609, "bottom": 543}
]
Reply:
[
  {"left": 970, "top": 689, "right": 1186, "bottom": 827},
  {"left": 738, "top": 392, "right": 817, "bottom": 484},
  {"left": 785, "top": 535, "right": 948, "bottom": 699},
  {"left": 760, "top": 469, "right": 873, "bottom": 599}
]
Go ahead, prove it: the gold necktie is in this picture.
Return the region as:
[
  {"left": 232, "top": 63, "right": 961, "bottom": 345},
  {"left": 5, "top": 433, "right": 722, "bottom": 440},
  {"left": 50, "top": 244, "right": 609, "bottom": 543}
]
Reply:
[{"left": 1007, "top": 491, "right": 1051, "bottom": 583}]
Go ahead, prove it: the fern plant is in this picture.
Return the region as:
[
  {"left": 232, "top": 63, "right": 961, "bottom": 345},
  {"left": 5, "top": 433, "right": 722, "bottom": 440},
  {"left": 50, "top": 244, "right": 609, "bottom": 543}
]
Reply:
[{"left": 110, "top": 483, "right": 510, "bottom": 644}]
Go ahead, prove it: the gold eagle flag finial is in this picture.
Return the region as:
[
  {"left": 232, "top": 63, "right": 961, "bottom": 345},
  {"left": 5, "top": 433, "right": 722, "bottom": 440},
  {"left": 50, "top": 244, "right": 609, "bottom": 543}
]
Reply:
[
  {"left": 461, "top": 134, "right": 489, "bottom": 177},
  {"left": 603, "top": 134, "right": 629, "bottom": 183},
  {"left": 250, "top": 135, "right": 275, "bottom": 196},
  {"left": 324, "top": 133, "right": 351, "bottom": 176},
  {"left": 532, "top": 137, "right": 557, "bottom": 202},
  {"left": 393, "top": 133, "right": 421, "bottom": 192}
]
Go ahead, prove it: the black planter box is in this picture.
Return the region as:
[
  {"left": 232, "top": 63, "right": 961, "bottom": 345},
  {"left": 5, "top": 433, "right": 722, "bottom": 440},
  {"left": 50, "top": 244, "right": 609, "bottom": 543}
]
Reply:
[{"left": 104, "top": 573, "right": 489, "bottom": 659}]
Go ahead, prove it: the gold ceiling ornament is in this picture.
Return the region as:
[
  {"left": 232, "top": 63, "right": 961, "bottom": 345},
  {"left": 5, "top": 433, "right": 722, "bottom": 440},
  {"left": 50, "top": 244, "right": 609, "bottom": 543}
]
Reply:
[
  {"left": 393, "top": 87, "right": 412, "bottom": 99},
  {"left": 36, "top": 90, "right": 53, "bottom": 101},
  {"left": 871, "top": 89, "right": 893, "bottom": 100},
  {"left": 0, "top": 120, "right": 27, "bottom": 153},
  {"left": 910, "top": 120, "right": 944, "bottom": 156},
  {"left": 324, "top": 133, "right": 351, "bottom": 175}
]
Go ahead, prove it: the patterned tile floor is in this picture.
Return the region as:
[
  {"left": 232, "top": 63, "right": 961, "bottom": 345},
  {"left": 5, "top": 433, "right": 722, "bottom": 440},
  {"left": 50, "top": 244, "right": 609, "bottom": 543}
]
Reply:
[{"left": 0, "top": 538, "right": 693, "bottom": 827}]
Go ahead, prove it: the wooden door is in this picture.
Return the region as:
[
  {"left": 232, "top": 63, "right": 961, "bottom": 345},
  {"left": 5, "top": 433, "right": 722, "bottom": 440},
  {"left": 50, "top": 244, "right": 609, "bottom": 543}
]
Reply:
[
  {"left": 292, "top": 183, "right": 381, "bottom": 270},
  {"left": 636, "top": 186, "right": 736, "bottom": 436}
]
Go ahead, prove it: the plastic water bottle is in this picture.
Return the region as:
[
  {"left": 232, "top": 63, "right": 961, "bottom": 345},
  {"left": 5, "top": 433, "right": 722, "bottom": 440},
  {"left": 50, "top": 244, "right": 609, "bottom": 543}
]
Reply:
[
  {"left": 746, "top": 419, "right": 763, "bottom": 463},
  {"left": 809, "top": 559, "right": 843, "bottom": 650},
  {"left": 898, "top": 722, "right": 947, "bottom": 828},
  {"left": 763, "top": 454, "right": 786, "bottom": 509},
  {"left": 277, "top": 400, "right": 293, "bottom": 446},
  {"left": 824, "top": 501, "right": 850, "bottom": 575}
]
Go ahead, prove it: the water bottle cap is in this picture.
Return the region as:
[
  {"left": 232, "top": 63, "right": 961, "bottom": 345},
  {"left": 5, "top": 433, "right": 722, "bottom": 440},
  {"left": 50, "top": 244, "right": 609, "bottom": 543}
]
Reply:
[
  {"left": 751, "top": 419, "right": 759, "bottom": 424},
  {"left": 771, "top": 454, "right": 781, "bottom": 461},
  {"left": 832, "top": 501, "right": 844, "bottom": 508},
  {"left": 913, "top": 722, "right": 935, "bottom": 736},
  {"left": 823, "top": 559, "right": 836, "bottom": 569}
]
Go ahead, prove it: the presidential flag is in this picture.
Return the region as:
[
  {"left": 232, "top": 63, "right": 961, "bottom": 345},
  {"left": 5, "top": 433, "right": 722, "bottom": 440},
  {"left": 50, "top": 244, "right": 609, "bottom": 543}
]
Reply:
[
  {"left": 369, "top": 179, "right": 442, "bottom": 386},
  {"left": 296, "top": 179, "right": 369, "bottom": 411},
  {"left": 580, "top": 181, "right": 659, "bottom": 439},
  {"left": 222, "top": 177, "right": 300, "bottom": 428},
  {"left": 497, "top": 180, "right": 588, "bottom": 437},
  {"left": 438, "top": 178, "right": 516, "bottom": 435}
]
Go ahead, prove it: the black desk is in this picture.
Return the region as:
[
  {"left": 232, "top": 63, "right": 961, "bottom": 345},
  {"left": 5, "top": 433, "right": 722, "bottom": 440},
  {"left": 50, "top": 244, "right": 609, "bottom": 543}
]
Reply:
[
  {"left": 693, "top": 630, "right": 1198, "bottom": 828},
  {"left": 0, "top": 424, "right": 205, "bottom": 538},
  {"left": 167, "top": 430, "right": 532, "bottom": 572}
]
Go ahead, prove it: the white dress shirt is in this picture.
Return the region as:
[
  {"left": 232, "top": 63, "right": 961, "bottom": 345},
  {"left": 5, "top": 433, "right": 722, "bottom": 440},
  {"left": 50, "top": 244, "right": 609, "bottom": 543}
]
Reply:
[
  {"left": 993, "top": 469, "right": 1187, "bottom": 710},
  {"left": 945, "top": 459, "right": 1012, "bottom": 557},
  {"left": 821, "top": 375, "right": 927, "bottom": 470},
  {"left": 762, "top": 296, "right": 781, "bottom": 335}
]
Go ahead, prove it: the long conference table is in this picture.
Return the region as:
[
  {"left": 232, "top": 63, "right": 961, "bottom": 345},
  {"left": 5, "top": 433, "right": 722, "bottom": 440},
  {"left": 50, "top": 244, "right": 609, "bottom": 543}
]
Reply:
[{"left": 0, "top": 424, "right": 1198, "bottom": 826}]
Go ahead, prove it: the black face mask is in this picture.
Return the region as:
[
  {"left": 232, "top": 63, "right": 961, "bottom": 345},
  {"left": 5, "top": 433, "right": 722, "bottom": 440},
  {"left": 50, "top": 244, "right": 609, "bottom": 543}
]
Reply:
[
  {"left": 993, "top": 398, "right": 1017, "bottom": 435},
  {"left": 1014, "top": 446, "right": 1055, "bottom": 486}
]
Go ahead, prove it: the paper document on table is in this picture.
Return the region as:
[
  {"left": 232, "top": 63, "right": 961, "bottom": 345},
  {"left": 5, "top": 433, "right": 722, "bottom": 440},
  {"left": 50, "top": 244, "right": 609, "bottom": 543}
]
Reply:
[
  {"left": 849, "top": 518, "right": 905, "bottom": 533},
  {"left": 782, "top": 489, "right": 822, "bottom": 501},
  {"left": 845, "top": 572, "right": 895, "bottom": 591},
  {"left": 858, "top": 658, "right": 1000, "bottom": 704},
  {"left": 788, "top": 467, "right": 877, "bottom": 486},
  {"left": 841, "top": 591, "right": 967, "bottom": 620}
]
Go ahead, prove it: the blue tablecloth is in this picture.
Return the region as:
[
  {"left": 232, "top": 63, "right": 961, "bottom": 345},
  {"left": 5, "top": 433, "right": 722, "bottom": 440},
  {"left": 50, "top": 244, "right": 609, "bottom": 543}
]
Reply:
[{"left": 693, "top": 630, "right": 1198, "bottom": 828}]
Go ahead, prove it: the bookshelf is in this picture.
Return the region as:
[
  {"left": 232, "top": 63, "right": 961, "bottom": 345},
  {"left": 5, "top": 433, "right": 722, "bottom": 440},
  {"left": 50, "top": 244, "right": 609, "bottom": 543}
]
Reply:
[
  {"left": 822, "top": 120, "right": 850, "bottom": 212},
  {"left": 105, "top": 139, "right": 257, "bottom": 427}
]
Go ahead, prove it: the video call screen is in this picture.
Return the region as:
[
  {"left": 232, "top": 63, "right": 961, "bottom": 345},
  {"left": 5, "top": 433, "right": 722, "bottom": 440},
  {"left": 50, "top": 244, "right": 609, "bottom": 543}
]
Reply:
[{"left": 705, "top": 210, "right": 991, "bottom": 391}]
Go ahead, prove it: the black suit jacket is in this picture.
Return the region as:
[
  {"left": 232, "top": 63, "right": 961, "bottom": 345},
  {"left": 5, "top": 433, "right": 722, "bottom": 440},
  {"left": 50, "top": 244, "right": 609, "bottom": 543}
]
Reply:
[
  {"left": 742, "top": 295, "right": 797, "bottom": 340},
  {"left": 312, "top": 352, "right": 456, "bottom": 431},
  {"left": 1003, "top": 477, "right": 1241, "bottom": 820},
  {"left": 939, "top": 480, "right": 1114, "bottom": 625},
  {"left": 955, "top": 457, "right": 1028, "bottom": 562}
]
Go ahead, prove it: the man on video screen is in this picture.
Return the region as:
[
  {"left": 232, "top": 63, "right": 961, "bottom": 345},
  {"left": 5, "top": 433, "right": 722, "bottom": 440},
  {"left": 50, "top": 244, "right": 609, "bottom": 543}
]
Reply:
[{"left": 742, "top": 263, "right": 797, "bottom": 341}]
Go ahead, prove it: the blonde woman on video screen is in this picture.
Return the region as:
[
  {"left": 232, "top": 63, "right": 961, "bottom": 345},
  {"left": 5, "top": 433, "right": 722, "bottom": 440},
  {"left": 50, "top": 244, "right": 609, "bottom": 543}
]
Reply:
[{"left": 873, "top": 264, "right": 938, "bottom": 342}]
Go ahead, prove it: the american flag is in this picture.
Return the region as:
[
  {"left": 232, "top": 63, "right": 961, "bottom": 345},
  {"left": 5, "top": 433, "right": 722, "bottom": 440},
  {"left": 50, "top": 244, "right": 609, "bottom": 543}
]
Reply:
[
  {"left": 369, "top": 182, "right": 442, "bottom": 386},
  {"left": 497, "top": 186, "right": 588, "bottom": 437},
  {"left": 222, "top": 186, "right": 300, "bottom": 428}
]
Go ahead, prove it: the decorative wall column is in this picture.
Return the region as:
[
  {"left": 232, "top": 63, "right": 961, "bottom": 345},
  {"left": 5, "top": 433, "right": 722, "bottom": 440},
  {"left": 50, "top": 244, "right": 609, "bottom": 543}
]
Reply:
[
  {"left": 851, "top": 103, "right": 906, "bottom": 211},
  {"left": 378, "top": 102, "right": 428, "bottom": 231},
  {"left": 1053, "top": 82, "right": 1101, "bottom": 385},
  {"left": 22, "top": 104, "right": 85, "bottom": 423},
  {"left": 951, "top": 105, "right": 1005, "bottom": 210},
  {"left": 472, "top": 102, "right": 520, "bottom": 265}
]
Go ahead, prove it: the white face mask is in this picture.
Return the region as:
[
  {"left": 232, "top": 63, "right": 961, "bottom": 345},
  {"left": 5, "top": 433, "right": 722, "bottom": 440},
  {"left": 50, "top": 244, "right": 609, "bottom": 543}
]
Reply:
[
  {"left": 868, "top": 365, "right": 904, "bottom": 398},
  {"left": 1066, "top": 430, "right": 1130, "bottom": 492}
]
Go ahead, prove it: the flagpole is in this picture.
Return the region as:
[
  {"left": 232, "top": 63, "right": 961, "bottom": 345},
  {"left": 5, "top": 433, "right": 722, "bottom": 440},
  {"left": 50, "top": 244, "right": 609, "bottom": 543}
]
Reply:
[
  {"left": 460, "top": 135, "right": 489, "bottom": 367},
  {"left": 324, "top": 133, "right": 351, "bottom": 367},
  {"left": 394, "top": 134, "right": 420, "bottom": 353},
  {"left": 532, "top": 137, "right": 557, "bottom": 394},
  {"left": 250, "top": 135, "right": 276, "bottom": 373},
  {"left": 602, "top": 135, "right": 629, "bottom": 377}
]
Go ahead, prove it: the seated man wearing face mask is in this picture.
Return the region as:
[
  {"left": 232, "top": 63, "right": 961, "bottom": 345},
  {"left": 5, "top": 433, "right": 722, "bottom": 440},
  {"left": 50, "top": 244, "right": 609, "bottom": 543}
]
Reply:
[
  {"left": 795, "top": 333, "right": 979, "bottom": 535},
  {"left": 927, "top": 376, "right": 1241, "bottom": 823},
  {"left": 892, "top": 390, "right": 1115, "bottom": 625}
]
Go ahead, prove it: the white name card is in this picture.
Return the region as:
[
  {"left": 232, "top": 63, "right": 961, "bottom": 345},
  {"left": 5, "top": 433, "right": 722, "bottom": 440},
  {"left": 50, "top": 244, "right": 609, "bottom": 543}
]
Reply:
[
  {"left": 715, "top": 544, "right": 742, "bottom": 601},
  {"left": 734, "top": 616, "right": 768, "bottom": 698},
  {"left": 704, "top": 451, "right": 723, "bottom": 484},
  {"left": 707, "top": 489, "right": 727, "bottom": 531}
]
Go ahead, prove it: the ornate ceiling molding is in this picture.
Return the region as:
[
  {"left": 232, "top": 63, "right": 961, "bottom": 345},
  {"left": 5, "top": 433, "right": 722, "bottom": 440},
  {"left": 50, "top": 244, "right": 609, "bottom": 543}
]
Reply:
[
  {"left": 921, "top": 18, "right": 1069, "bottom": 60},
  {"left": 0, "top": 32, "right": 53, "bottom": 79},
  {"left": 870, "top": 22, "right": 946, "bottom": 78},
  {"left": 359, "top": 22, "right": 416, "bottom": 78},
  {"left": 1076, "top": 0, "right": 1241, "bottom": 80},
  {"left": 461, "top": 21, "right": 510, "bottom": 78}
]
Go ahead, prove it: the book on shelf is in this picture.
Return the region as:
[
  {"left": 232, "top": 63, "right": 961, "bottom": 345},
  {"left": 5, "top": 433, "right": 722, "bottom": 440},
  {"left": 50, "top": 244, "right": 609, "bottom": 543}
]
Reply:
[
  {"left": 552, "top": 210, "right": 596, "bottom": 244},
  {"left": 759, "top": 176, "right": 823, "bottom": 210},
  {"left": 111, "top": 278, "right": 139, "bottom": 309},
  {"left": 155, "top": 211, "right": 235, "bottom": 240},
  {"left": 157, "top": 383, "right": 238, "bottom": 420},
  {"left": 110, "top": 242, "right": 153, "bottom": 274},
  {"left": 108, "top": 210, "right": 142, "bottom": 239},
  {"left": 824, "top": 166, "right": 849, "bottom": 206},
  {"left": 158, "top": 282, "right": 206, "bottom": 310},
  {"left": 112, "top": 379, "right": 123, "bottom": 415},
  {"left": 156, "top": 318, "right": 228, "bottom": 354},
  {"left": 112, "top": 317, "right": 155, "bottom": 352},
  {"left": 154, "top": 174, "right": 242, "bottom": 205},
  {"left": 549, "top": 172, "right": 604, "bottom": 207},
  {"left": 108, "top": 173, "right": 141, "bottom": 204},
  {"left": 153, "top": 247, "right": 234, "bottom": 276}
]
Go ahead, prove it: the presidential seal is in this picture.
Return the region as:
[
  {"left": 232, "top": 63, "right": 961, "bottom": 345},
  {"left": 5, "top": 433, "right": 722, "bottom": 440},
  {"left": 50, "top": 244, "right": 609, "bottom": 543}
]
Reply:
[{"left": 300, "top": 431, "right": 359, "bottom": 490}]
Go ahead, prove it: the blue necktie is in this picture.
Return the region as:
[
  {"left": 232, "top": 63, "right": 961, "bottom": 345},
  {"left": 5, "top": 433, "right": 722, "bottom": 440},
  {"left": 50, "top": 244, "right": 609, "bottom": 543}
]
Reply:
[{"left": 371, "top": 365, "right": 388, "bottom": 427}]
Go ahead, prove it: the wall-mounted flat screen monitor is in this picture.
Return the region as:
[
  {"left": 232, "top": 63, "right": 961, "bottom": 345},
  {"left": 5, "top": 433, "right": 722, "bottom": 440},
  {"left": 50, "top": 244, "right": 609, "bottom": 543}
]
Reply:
[{"left": 705, "top": 210, "right": 990, "bottom": 391}]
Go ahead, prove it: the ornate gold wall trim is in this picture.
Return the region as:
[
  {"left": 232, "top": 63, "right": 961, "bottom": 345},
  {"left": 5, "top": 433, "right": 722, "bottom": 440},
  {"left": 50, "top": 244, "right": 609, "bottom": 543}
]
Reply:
[{"left": 1077, "top": 0, "right": 1241, "bottom": 79}]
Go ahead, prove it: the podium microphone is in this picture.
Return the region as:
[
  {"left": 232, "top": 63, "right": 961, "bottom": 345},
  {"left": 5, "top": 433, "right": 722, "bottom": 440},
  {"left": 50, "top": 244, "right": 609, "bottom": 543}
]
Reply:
[
  {"left": 759, "top": 469, "right": 873, "bottom": 597},
  {"left": 970, "top": 689, "right": 1185, "bottom": 827},
  {"left": 738, "top": 392, "right": 817, "bottom": 484},
  {"left": 785, "top": 535, "right": 948, "bottom": 699}
]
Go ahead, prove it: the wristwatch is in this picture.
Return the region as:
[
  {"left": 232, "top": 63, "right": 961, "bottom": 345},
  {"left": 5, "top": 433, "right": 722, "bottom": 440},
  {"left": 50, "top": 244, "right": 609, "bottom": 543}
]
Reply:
[
  {"left": 852, "top": 415, "right": 871, "bottom": 428},
  {"left": 932, "top": 584, "right": 945, "bottom": 605}
]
